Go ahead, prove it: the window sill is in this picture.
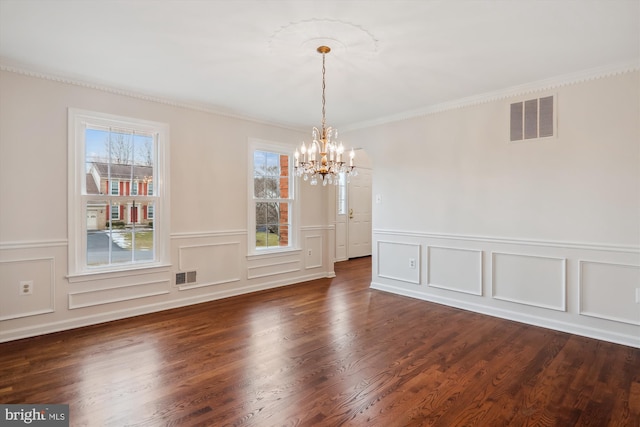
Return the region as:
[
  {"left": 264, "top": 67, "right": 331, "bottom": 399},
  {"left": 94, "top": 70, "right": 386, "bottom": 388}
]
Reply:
[
  {"left": 67, "top": 263, "right": 172, "bottom": 284},
  {"left": 246, "top": 247, "right": 302, "bottom": 261}
]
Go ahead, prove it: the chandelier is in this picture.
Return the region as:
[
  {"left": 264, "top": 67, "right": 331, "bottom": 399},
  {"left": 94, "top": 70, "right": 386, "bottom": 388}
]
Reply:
[{"left": 294, "top": 46, "right": 356, "bottom": 186}]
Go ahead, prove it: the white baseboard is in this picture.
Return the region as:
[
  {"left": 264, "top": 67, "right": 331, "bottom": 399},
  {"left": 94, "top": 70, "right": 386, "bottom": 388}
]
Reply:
[
  {"left": 0, "top": 270, "right": 334, "bottom": 343},
  {"left": 370, "top": 281, "right": 640, "bottom": 349}
]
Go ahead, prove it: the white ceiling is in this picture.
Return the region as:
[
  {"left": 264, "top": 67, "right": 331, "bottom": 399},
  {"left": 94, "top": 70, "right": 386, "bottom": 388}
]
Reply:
[{"left": 1, "top": 0, "right": 638, "bottom": 130}]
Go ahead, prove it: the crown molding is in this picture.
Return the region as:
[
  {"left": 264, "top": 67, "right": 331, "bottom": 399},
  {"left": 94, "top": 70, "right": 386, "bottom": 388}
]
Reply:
[
  {"left": 343, "top": 59, "right": 640, "bottom": 132},
  {"left": 0, "top": 59, "right": 306, "bottom": 133},
  {"left": 2, "top": 58, "right": 637, "bottom": 133}
]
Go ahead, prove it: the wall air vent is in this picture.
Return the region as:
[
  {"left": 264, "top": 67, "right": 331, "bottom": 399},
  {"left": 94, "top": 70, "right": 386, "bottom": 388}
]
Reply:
[
  {"left": 186, "top": 271, "right": 197, "bottom": 283},
  {"left": 510, "top": 95, "right": 554, "bottom": 142},
  {"left": 176, "top": 271, "right": 196, "bottom": 286},
  {"left": 175, "top": 272, "right": 186, "bottom": 285}
]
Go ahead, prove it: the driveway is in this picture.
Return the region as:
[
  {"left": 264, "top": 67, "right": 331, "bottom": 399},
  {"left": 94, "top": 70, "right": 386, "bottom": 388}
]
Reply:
[{"left": 87, "top": 230, "right": 152, "bottom": 265}]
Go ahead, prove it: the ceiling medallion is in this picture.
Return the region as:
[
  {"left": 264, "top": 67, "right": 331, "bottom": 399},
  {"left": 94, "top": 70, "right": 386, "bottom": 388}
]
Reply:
[{"left": 268, "top": 19, "right": 378, "bottom": 57}]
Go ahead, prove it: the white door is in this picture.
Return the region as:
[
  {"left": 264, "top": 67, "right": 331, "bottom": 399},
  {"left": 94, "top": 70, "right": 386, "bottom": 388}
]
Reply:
[
  {"left": 335, "top": 173, "right": 349, "bottom": 261},
  {"left": 348, "top": 168, "right": 372, "bottom": 258}
]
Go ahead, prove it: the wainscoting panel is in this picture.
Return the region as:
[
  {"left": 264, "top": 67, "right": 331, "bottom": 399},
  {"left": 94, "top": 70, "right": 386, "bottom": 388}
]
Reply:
[
  {"left": 427, "top": 246, "right": 482, "bottom": 295},
  {"left": 492, "top": 252, "right": 566, "bottom": 311},
  {"left": 305, "top": 235, "right": 323, "bottom": 269},
  {"left": 247, "top": 250, "right": 301, "bottom": 280},
  {"left": 377, "top": 241, "right": 421, "bottom": 284},
  {"left": 372, "top": 229, "right": 639, "bottom": 348},
  {"left": 580, "top": 261, "right": 640, "bottom": 325},
  {"left": 0, "top": 257, "right": 55, "bottom": 320},
  {"left": 69, "top": 279, "right": 171, "bottom": 309},
  {"left": 178, "top": 242, "right": 241, "bottom": 289}
]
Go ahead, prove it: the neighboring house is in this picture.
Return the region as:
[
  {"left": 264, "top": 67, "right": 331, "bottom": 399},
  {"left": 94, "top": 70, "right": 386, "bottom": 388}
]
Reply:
[{"left": 86, "top": 162, "right": 154, "bottom": 230}]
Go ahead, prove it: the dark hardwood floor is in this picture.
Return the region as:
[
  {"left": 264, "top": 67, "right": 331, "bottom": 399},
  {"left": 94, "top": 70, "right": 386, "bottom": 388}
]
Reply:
[{"left": 1, "top": 256, "right": 638, "bottom": 426}]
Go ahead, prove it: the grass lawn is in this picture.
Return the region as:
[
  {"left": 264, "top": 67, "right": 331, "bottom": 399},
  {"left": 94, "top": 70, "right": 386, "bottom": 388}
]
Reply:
[
  {"left": 120, "top": 230, "right": 154, "bottom": 250},
  {"left": 256, "top": 231, "right": 280, "bottom": 247}
]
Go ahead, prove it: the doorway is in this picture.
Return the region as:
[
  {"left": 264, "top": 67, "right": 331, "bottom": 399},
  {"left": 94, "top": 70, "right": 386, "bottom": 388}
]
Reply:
[
  {"left": 347, "top": 167, "right": 372, "bottom": 258},
  {"left": 335, "top": 149, "right": 372, "bottom": 261}
]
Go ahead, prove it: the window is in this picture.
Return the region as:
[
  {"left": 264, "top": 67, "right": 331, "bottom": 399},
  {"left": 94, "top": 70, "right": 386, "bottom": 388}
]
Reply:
[
  {"left": 337, "top": 172, "right": 347, "bottom": 215},
  {"left": 249, "top": 139, "right": 297, "bottom": 253},
  {"left": 110, "top": 180, "right": 119, "bottom": 195},
  {"left": 110, "top": 203, "right": 120, "bottom": 220},
  {"left": 510, "top": 95, "right": 555, "bottom": 141},
  {"left": 68, "top": 109, "right": 169, "bottom": 276}
]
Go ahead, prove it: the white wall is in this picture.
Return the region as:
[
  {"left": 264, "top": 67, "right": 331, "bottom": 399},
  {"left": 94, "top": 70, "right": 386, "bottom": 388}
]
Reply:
[
  {"left": 0, "top": 69, "right": 336, "bottom": 341},
  {"left": 2, "top": 67, "right": 638, "bottom": 348},
  {"left": 347, "top": 70, "right": 640, "bottom": 348}
]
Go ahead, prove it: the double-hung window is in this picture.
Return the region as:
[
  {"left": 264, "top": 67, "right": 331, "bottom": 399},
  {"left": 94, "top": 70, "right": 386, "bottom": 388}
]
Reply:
[
  {"left": 68, "top": 109, "right": 169, "bottom": 277},
  {"left": 249, "top": 139, "right": 297, "bottom": 253}
]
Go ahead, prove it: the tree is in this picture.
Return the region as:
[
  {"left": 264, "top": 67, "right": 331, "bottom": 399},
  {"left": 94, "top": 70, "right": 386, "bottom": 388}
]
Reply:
[
  {"left": 104, "top": 132, "right": 132, "bottom": 165},
  {"left": 254, "top": 167, "right": 282, "bottom": 237},
  {"left": 137, "top": 139, "right": 154, "bottom": 166}
]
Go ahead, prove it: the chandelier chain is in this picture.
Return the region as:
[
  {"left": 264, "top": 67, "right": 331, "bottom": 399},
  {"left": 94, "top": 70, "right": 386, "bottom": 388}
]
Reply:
[{"left": 321, "top": 52, "right": 326, "bottom": 134}]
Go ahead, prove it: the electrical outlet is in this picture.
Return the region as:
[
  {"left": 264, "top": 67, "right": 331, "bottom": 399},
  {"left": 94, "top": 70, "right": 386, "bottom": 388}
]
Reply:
[
  {"left": 409, "top": 258, "right": 416, "bottom": 269},
  {"left": 376, "top": 194, "right": 382, "bottom": 204},
  {"left": 636, "top": 288, "right": 640, "bottom": 304},
  {"left": 20, "top": 280, "right": 33, "bottom": 296},
  {"left": 308, "top": 249, "right": 312, "bottom": 256}
]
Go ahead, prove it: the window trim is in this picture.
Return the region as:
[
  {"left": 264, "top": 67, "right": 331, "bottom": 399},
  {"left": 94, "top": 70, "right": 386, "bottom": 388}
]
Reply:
[
  {"left": 247, "top": 138, "right": 299, "bottom": 256},
  {"left": 67, "top": 108, "right": 170, "bottom": 279}
]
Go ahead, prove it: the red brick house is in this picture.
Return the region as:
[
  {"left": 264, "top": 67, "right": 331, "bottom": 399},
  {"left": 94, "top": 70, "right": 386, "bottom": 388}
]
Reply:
[{"left": 86, "top": 162, "right": 154, "bottom": 230}]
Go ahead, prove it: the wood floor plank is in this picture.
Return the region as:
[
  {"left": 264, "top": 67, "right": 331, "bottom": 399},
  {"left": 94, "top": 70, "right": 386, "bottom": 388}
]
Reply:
[{"left": 1, "top": 256, "right": 637, "bottom": 426}]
